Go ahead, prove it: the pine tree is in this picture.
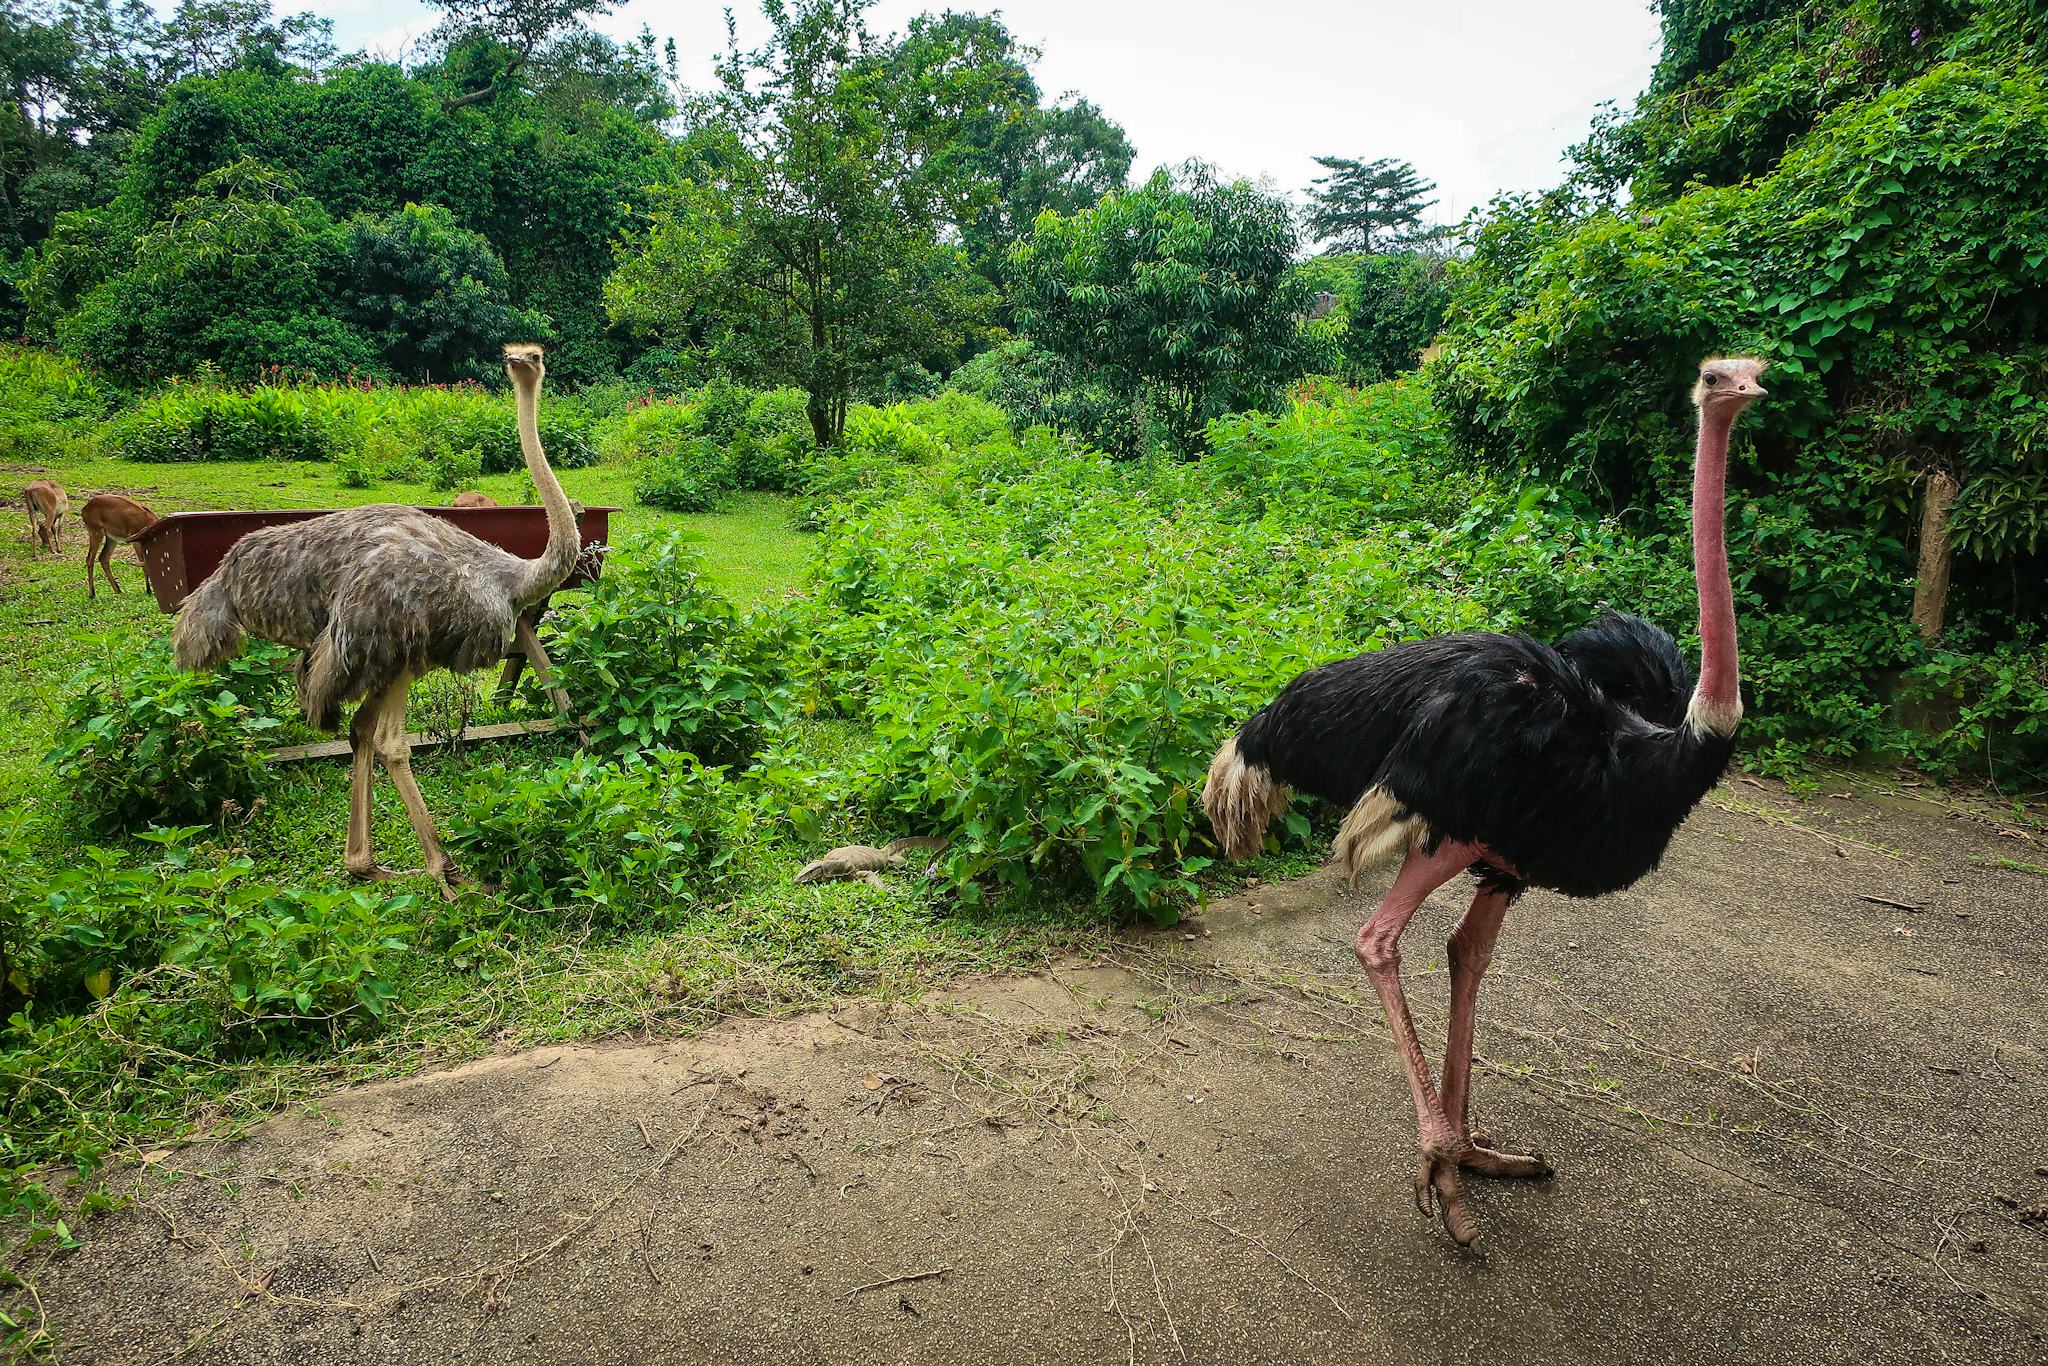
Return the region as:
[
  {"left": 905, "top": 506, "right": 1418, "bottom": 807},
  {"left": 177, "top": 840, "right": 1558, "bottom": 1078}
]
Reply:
[{"left": 1304, "top": 156, "right": 1438, "bottom": 252}]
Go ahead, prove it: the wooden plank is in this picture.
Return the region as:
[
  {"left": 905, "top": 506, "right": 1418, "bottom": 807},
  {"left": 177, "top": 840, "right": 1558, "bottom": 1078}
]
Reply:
[{"left": 269, "top": 718, "right": 560, "bottom": 764}]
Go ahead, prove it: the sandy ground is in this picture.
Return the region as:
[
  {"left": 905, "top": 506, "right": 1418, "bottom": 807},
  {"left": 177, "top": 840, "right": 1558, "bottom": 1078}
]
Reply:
[{"left": 25, "top": 779, "right": 2048, "bottom": 1365}]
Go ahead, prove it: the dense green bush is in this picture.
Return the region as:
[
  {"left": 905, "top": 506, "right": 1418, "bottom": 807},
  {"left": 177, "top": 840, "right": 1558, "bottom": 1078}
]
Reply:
[
  {"left": 949, "top": 338, "right": 1145, "bottom": 454},
  {"left": 108, "top": 376, "right": 597, "bottom": 470},
  {"left": 1291, "top": 251, "right": 1450, "bottom": 385},
  {"left": 443, "top": 751, "right": 738, "bottom": 915},
  {"left": 790, "top": 391, "right": 1521, "bottom": 920},
  {"left": 112, "top": 383, "right": 336, "bottom": 463},
  {"left": 543, "top": 532, "right": 787, "bottom": 761},
  {"left": 0, "top": 346, "right": 107, "bottom": 424},
  {"left": 728, "top": 388, "right": 815, "bottom": 492},
  {"left": 633, "top": 437, "right": 732, "bottom": 511},
  {"left": 45, "top": 645, "right": 291, "bottom": 832},
  {"left": 17, "top": 837, "right": 417, "bottom": 1032},
  {"left": 603, "top": 384, "right": 818, "bottom": 502}
]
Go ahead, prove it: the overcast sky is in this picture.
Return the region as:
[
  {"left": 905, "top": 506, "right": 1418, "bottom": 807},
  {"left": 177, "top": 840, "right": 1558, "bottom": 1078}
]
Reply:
[{"left": 294, "top": 0, "right": 1663, "bottom": 224}]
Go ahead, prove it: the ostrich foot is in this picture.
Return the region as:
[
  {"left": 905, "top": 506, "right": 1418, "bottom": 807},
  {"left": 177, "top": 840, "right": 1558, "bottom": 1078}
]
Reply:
[
  {"left": 428, "top": 863, "right": 470, "bottom": 902},
  {"left": 1464, "top": 1128, "right": 1555, "bottom": 1180},
  {"left": 1414, "top": 1121, "right": 1554, "bottom": 1245},
  {"left": 346, "top": 861, "right": 406, "bottom": 883}
]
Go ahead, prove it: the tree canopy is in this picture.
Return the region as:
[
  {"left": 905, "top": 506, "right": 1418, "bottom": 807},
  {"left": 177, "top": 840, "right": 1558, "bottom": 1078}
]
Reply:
[
  {"left": 1304, "top": 155, "right": 1438, "bottom": 253},
  {"left": 1007, "top": 164, "right": 1307, "bottom": 452},
  {"left": 605, "top": 0, "right": 1012, "bottom": 444}
]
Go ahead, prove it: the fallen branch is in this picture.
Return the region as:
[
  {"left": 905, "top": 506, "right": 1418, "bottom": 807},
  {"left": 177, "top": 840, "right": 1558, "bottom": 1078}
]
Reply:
[{"left": 840, "top": 1265, "right": 951, "bottom": 1299}]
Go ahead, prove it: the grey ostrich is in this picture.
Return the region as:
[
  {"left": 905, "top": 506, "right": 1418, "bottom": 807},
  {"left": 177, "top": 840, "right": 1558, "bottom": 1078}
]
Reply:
[{"left": 174, "top": 344, "right": 578, "bottom": 895}]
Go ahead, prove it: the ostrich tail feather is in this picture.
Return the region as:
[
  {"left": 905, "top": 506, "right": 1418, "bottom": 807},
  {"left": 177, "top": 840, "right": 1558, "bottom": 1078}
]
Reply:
[
  {"left": 171, "top": 578, "right": 244, "bottom": 673},
  {"left": 1331, "top": 787, "right": 1427, "bottom": 889},
  {"left": 297, "top": 630, "right": 355, "bottom": 735},
  {"left": 1202, "top": 734, "right": 1290, "bottom": 860}
]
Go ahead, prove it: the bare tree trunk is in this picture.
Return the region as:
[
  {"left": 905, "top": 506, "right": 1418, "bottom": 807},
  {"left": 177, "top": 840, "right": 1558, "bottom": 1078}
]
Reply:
[{"left": 1910, "top": 469, "right": 1959, "bottom": 643}]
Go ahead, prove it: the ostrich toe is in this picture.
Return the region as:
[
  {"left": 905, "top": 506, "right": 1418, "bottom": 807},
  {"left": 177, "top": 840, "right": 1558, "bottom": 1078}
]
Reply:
[
  {"left": 1463, "top": 1128, "right": 1555, "bottom": 1180},
  {"left": 346, "top": 861, "right": 406, "bottom": 883},
  {"left": 1413, "top": 1121, "right": 1555, "bottom": 1246}
]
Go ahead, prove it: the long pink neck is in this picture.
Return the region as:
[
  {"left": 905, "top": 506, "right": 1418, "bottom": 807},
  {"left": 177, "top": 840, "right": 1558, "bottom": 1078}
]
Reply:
[{"left": 1688, "top": 405, "right": 1741, "bottom": 733}]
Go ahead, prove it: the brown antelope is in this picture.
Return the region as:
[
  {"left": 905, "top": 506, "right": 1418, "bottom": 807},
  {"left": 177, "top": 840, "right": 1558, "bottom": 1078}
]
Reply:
[
  {"left": 450, "top": 491, "right": 499, "bottom": 508},
  {"left": 81, "top": 494, "right": 159, "bottom": 600},
  {"left": 22, "top": 480, "right": 67, "bottom": 553}
]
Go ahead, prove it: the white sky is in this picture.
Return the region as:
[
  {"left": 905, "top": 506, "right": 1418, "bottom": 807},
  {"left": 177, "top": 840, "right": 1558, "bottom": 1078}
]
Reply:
[{"left": 295, "top": 0, "right": 1663, "bottom": 223}]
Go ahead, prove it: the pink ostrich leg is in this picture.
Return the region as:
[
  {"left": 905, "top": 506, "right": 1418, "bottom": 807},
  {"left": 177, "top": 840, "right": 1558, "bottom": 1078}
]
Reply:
[
  {"left": 1440, "top": 888, "right": 1552, "bottom": 1182},
  {"left": 1354, "top": 841, "right": 1552, "bottom": 1244},
  {"left": 1353, "top": 840, "right": 1485, "bottom": 1241}
]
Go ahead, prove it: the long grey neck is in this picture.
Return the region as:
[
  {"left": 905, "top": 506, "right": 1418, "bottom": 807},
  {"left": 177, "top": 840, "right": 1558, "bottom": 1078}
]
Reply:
[{"left": 512, "top": 376, "right": 579, "bottom": 609}]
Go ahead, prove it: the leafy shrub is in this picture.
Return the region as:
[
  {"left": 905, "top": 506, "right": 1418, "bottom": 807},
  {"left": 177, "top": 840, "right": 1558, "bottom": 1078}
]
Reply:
[
  {"left": 0, "top": 345, "right": 107, "bottom": 424},
  {"left": 790, "top": 404, "right": 1501, "bottom": 920},
  {"left": 0, "top": 830, "right": 425, "bottom": 1216},
  {"left": 843, "top": 405, "right": 950, "bottom": 465},
  {"left": 543, "top": 531, "right": 787, "bottom": 760},
  {"left": 334, "top": 450, "right": 377, "bottom": 488},
  {"left": 603, "top": 384, "right": 816, "bottom": 495},
  {"left": 950, "top": 337, "right": 1145, "bottom": 454},
  {"left": 633, "top": 434, "right": 732, "bottom": 511},
  {"left": 1289, "top": 251, "right": 1449, "bottom": 385},
  {"left": 21, "top": 837, "right": 416, "bottom": 1030},
  {"left": 420, "top": 438, "right": 484, "bottom": 493},
  {"left": 108, "top": 377, "right": 602, "bottom": 471},
  {"left": 729, "top": 387, "right": 814, "bottom": 492},
  {"left": 1900, "top": 643, "right": 2048, "bottom": 783},
  {"left": 891, "top": 390, "right": 1011, "bottom": 453},
  {"left": 443, "top": 751, "right": 738, "bottom": 915},
  {"left": 113, "top": 383, "right": 335, "bottom": 463},
  {"left": 373, "top": 383, "right": 597, "bottom": 474},
  {"left": 45, "top": 645, "right": 290, "bottom": 832}
]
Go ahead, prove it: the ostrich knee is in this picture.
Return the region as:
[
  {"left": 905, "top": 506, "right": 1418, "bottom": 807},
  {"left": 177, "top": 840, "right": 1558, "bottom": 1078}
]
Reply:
[{"left": 1354, "top": 921, "right": 1404, "bottom": 979}]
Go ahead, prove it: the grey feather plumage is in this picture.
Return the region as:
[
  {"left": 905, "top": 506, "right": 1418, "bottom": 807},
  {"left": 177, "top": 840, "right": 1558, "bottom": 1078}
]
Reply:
[
  {"left": 176, "top": 507, "right": 540, "bottom": 731},
  {"left": 167, "top": 343, "right": 574, "bottom": 895}
]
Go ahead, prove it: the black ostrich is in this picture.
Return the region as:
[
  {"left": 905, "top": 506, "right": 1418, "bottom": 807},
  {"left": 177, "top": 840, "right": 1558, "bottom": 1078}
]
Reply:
[{"left": 1203, "top": 357, "right": 1766, "bottom": 1244}]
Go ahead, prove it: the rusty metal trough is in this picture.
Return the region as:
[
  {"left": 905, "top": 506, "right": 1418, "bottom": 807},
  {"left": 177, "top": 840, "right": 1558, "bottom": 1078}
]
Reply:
[
  {"left": 131, "top": 505, "right": 616, "bottom": 613},
  {"left": 131, "top": 504, "right": 618, "bottom": 757}
]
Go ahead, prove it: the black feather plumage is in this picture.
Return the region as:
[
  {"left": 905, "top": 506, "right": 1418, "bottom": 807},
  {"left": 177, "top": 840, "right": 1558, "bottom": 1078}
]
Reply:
[{"left": 1232, "top": 612, "right": 1734, "bottom": 898}]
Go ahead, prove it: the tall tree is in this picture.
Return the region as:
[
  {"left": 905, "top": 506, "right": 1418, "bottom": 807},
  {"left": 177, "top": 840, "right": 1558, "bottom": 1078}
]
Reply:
[
  {"left": 1304, "top": 155, "right": 1437, "bottom": 253},
  {"left": 883, "top": 12, "right": 1132, "bottom": 284},
  {"left": 605, "top": 0, "right": 988, "bottom": 446},
  {"left": 425, "top": 0, "right": 616, "bottom": 109},
  {"left": 1007, "top": 163, "right": 1307, "bottom": 452}
]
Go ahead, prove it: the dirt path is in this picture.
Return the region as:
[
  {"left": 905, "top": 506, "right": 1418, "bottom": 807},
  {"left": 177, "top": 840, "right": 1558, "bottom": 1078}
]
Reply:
[{"left": 30, "top": 781, "right": 2048, "bottom": 1364}]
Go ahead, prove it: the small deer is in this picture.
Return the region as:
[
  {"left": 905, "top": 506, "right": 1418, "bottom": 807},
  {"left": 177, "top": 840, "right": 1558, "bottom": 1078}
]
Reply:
[
  {"left": 22, "top": 480, "right": 67, "bottom": 553},
  {"left": 450, "top": 491, "right": 499, "bottom": 508},
  {"left": 80, "top": 494, "right": 159, "bottom": 600}
]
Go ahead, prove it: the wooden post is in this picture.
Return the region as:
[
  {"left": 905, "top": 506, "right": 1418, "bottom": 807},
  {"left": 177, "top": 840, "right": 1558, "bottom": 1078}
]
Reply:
[
  {"left": 514, "top": 616, "right": 587, "bottom": 745},
  {"left": 1909, "top": 469, "right": 1959, "bottom": 644},
  {"left": 494, "top": 651, "right": 526, "bottom": 703}
]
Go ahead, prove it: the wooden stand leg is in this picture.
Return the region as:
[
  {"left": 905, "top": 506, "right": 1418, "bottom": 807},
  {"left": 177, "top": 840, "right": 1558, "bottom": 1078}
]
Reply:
[
  {"left": 494, "top": 651, "right": 526, "bottom": 703},
  {"left": 514, "top": 616, "right": 586, "bottom": 745}
]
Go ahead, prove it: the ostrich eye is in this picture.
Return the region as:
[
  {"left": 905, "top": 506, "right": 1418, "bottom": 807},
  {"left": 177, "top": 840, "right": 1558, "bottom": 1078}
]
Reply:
[{"left": 1703, "top": 373, "right": 1720, "bottom": 386}]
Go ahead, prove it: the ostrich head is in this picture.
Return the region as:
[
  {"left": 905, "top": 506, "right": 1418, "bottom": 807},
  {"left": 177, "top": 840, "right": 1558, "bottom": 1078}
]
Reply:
[
  {"left": 503, "top": 342, "right": 545, "bottom": 386},
  {"left": 1691, "top": 356, "right": 1767, "bottom": 411}
]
